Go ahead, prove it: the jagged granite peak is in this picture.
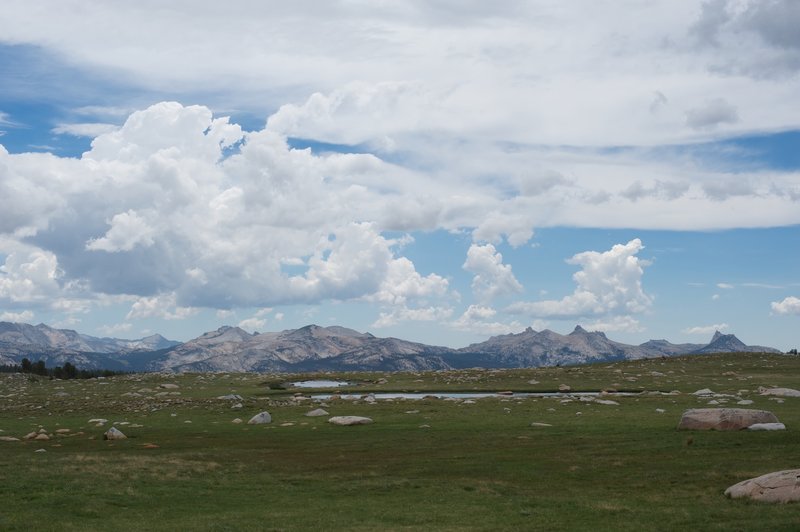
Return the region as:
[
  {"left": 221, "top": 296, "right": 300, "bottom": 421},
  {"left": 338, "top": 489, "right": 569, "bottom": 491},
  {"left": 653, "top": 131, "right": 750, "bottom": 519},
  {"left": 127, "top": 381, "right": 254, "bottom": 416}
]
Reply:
[
  {"left": 691, "top": 331, "right": 778, "bottom": 354},
  {"left": 454, "top": 325, "right": 633, "bottom": 368}
]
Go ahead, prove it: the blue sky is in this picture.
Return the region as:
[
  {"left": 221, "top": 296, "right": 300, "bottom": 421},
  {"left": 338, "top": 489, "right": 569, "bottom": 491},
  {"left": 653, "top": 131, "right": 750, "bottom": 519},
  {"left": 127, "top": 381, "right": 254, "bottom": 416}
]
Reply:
[{"left": 0, "top": 1, "right": 799, "bottom": 351}]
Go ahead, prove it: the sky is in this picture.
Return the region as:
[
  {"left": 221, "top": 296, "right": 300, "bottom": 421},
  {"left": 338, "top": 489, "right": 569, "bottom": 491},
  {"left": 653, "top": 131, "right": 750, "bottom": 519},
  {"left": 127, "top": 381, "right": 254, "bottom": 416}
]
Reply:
[{"left": 0, "top": 1, "right": 799, "bottom": 350}]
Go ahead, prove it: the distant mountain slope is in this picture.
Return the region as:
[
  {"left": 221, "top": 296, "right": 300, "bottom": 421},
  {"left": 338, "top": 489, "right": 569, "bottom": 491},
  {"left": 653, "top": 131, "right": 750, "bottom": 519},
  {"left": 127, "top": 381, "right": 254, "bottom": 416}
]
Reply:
[
  {"left": 452, "top": 326, "right": 636, "bottom": 367},
  {"left": 637, "top": 339, "right": 705, "bottom": 357},
  {"left": 0, "top": 321, "right": 783, "bottom": 373},
  {"left": 146, "top": 324, "right": 453, "bottom": 373},
  {"left": 0, "top": 322, "right": 179, "bottom": 353},
  {"left": 0, "top": 321, "right": 180, "bottom": 370}
]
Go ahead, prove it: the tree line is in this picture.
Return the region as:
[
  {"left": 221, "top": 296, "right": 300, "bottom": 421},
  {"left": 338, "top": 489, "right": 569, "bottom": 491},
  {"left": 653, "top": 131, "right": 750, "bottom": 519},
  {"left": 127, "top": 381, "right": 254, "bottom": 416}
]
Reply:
[{"left": 0, "top": 358, "right": 125, "bottom": 379}]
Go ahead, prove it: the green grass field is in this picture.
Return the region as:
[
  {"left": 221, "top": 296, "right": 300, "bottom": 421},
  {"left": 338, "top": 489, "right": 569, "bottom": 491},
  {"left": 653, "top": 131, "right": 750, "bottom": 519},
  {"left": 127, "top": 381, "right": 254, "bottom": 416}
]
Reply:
[{"left": 1, "top": 353, "right": 799, "bottom": 531}]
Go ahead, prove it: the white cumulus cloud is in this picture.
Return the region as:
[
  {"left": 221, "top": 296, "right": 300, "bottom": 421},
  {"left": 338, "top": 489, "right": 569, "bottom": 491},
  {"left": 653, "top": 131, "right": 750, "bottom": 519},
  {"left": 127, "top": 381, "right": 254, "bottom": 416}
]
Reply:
[
  {"left": 450, "top": 305, "right": 522, "bottom": 336},
  {"left": 771, "top": 296, "right": 800, "bottom": 315},
  {"left": 86, "top": 210, "right": 156, "bottom": 252},
  {"left": 0, "top": 310, "right": 35, "bottom": 322},
  {"left": 463, "top": 244, "right": 523, "bottom": 303},
  {"left": 126, "top": 293, "right": 199, "bottom": 321},
  {"left": 506, "top": 239, "right": 652, "bottom": 319}
]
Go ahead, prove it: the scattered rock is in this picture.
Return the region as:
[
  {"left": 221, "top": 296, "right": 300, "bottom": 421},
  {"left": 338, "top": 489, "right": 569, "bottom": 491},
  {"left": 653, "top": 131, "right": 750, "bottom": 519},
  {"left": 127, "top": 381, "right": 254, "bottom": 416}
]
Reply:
[
  {"left": 34, "top": 448, "right": 46, "bottom": 453},
  {"left": 759, "top": 387, "right": 800, "bottom": 398},
  {"left": 530, "top": 422, "right": 553, "bottom": 427},
  {"left": 159, "top": 384, "right": 180, "bottom": 389},
  {"left": 655, "top": 408, "right": 665, "bottom": 413},
  {"left": 0, "top": 436, "right": 20, "bottom": 442},
  {"left": 217, "top": 394, "right": 243, "bottom": 400},
  {"left": 328, "top": 416, "right": 373, "bottom": 426},
  {"left": 247, "top": 412, "right": 272, "bottom": 425},
  {"left": 24, "top": 432, "right": 38, "bottom": 440},
  {"left": 34, "top": 434, "right": 50, "bottom": 441},
  {"left": 55, "top": 429, "right": 71, "bottom": 434},
  {"left": 142, "top": 443, "right": 159, "bottom": 449},
  {"left": 103, "top": 427, "right": 127, "bottom": 440},
  {"left": 693, "top": 388, "right": 714, "bottom": 396},
  {"left": 231, "top": 418, "right": 243, "bottom": 424},
  {"left": 725, "top": 469, "right": 800, "bottom": 503},
  {"left": 305, "top": 408, "right": 329, "bottom": 417},
  {"left": 594, "top": 399, "right": 619, "bottom": 406},
  {"left": 737, "top": 400, "right": 754, "bottom": 405},
  {"left": 88, "top": 418, "right": 108, "bottom": 424},
  {"left": 677, "top": 408, "right": 780, "bottom": 431},
  {"left": 747, "top": 423, "right": 786, "bottom": 431},
  {"left": 558, "top": 384, "right": 571, "bottom": 392}
]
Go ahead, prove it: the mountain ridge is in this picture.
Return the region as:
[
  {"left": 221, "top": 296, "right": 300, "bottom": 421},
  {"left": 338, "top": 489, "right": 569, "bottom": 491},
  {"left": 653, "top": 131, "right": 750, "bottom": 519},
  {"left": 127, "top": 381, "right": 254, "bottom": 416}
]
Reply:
[{"left": 0, "top": 321, "right": 783, "bottom": 373}]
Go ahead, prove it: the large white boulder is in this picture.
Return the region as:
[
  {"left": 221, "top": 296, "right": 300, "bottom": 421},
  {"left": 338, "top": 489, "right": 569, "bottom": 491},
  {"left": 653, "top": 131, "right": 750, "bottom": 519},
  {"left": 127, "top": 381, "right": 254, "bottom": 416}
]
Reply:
[
  {"left": 104, "top": 427, "right": 127, "bottom": 440},
  {"left": 759, "top": 387, "right": 800, "bottom": 398},
  {"left": 677, "top": 408, "right": 779, "bottom": 430},
  {"left": 328, "top": 416, "right": 373, "bottom": 426},
  {"left": 247, "top": 412, "right": 272, "bottom": 425},
  {"left": 725, "top": 470, "right": 800, "bottom": 503}
]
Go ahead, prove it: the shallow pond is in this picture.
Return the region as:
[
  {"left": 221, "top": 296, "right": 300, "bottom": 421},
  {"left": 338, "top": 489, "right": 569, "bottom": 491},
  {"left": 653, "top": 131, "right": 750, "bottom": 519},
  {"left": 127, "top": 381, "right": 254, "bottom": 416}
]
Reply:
[
  {"left": 291, "top": 380, "right": 351, "bottom": 388},
  {"left": 311, "top": 391, "right": 640, "bottom": 400}
]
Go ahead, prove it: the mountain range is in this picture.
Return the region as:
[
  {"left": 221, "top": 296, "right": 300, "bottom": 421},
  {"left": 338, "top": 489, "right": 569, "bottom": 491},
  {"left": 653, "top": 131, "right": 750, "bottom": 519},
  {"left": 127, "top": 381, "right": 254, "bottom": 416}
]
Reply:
[{"left": 0, "top": 321, "right": 783, "bottom": 373}]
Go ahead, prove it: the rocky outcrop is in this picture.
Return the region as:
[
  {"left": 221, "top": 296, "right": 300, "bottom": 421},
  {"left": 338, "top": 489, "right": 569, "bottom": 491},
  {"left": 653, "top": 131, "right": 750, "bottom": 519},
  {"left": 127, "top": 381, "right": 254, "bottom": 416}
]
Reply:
[
  {"left": 725, "top": 470, "right": 800, "bottom": 503},
  {"left": 677, "top": 408, "right": 780, "bottom": 430}
]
